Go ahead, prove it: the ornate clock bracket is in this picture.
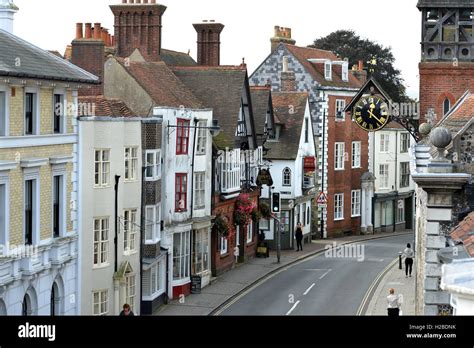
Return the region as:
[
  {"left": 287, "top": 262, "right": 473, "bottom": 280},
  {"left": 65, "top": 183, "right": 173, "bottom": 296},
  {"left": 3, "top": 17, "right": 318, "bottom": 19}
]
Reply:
[{"left": 389, "top": 115, "right": 422, "bottom": 143}]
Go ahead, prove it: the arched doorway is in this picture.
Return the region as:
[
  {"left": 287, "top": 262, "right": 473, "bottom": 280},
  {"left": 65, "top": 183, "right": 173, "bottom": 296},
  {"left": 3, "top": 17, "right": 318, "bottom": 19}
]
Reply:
[
  {"left": 22, "top": 287, "right": 38, "bottom": 316},
  {"left": 50, "top": 277, "right": 65, "bottom": 316}
]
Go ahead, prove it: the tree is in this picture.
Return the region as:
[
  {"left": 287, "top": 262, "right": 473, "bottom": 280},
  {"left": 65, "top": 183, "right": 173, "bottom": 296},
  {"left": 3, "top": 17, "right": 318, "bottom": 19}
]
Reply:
[{"left": 309, "top": 30, "right": 409, "bottom": 102}]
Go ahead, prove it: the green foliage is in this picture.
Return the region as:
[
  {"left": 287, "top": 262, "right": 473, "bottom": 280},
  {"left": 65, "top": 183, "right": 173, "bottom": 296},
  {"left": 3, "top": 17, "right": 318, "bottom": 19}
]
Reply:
[{"left": 309, "top": 30, "right": 410, "bottom": 102}]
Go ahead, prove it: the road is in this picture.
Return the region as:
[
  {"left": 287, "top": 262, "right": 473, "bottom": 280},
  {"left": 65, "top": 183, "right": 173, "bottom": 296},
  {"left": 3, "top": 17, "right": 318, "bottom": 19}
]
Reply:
[{"left": 220, "top": 234, "right": 413, "bottom": 316}]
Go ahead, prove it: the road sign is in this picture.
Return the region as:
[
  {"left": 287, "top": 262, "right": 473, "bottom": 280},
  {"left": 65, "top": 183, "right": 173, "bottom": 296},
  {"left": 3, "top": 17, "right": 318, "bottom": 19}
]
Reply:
[
  {"left": 317, "top": 192, "right": 328, "bottom": 205},
  {"left": 318, "top": 203, "right": 327, "bottom": 209}
]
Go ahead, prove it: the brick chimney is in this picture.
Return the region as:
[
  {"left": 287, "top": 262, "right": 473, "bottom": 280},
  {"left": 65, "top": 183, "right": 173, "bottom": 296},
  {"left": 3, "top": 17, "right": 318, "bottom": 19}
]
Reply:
[
  {"left": 71, "top": 23, "right": 105, "bottom": 96},
  {"left": 110, "top": 0, "right": 167, "bottom": 62},
  {"left": 193, "top": 20, "right": 225, "bottom": 66},
  {"left": 351, "top": 60, "right": 367, "bottom": 83},
  {"left": 281, "top": 56, "right": 296, "bottom": 92},
  {"left": 271, "top": 26, "right": 296, "bottom": 53}
]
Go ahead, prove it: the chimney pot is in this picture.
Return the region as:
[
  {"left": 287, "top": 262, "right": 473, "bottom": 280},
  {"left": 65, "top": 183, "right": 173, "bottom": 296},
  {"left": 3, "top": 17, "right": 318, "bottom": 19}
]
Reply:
[
  {"left": 85, "top": 23, "right": 92, "bottom": 39},
  {"left": 358, "top": 60, "right": 364, "bottom": 71},
  {"left": 76, "top": 23, "right": 83, "bottom": 40},
  {"left": 93, "top": 23, "right": 101, "bottom": 40}
]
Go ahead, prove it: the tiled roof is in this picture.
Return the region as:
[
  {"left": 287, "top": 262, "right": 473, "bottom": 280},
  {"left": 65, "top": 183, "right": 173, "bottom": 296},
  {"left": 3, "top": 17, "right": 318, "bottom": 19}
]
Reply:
[
  {"left": 439, "top": 92, "right": 474, "bottom": 135},
  {"left": 161, "top": 48, "right": 196, "bottom": 66},
  {"left": 417, "top": 0, "right": 472, "bottom": 8},
  {"left": 450, "top": 212, "right": 474, "bottom": 258},
  {"left": 250, "top": 86, "right": 272, "bottom": 133},
  {"left": 172, "top": 66, "right": 249, "bottom": 149},
  {"left": 284, "top": 44, "right": 363, "bottom": 89},
  {"left": 266, "top": 92, "right": 309, "bottom": 160},
  {"left": 117, "top": 59, "right": 203, "bottom": 109},
  {"left": 79, "top": 96, "right": 136, "bottom": 117},
  {"left": 0, "top": 29, "right": 98, "bottom": 84}
]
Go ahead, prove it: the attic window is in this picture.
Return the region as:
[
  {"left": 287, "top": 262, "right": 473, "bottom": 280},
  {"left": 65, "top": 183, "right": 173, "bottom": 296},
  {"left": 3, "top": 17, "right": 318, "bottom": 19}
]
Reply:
[
  {"left": 324, "top": 61, "right": 332, "bottom": 81},
  {"left": 342, "top": 62, "right": 349, "bottom": 82}
]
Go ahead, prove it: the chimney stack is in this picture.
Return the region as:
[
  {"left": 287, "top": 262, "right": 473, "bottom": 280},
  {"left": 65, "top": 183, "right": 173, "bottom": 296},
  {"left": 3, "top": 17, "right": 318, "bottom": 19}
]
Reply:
[
  {"left": 193, "top": 21, "right": 225, "bottom": 66},
  {"left": 281, "top": 56, "right": 296, "bottom": 92},
  {"left": 110, "top": 0, "right": 167, "bottom": 61},
  {"left": 351, "top": 60, "right": 367, "bottom": 83},
  {"left": 271, "top": 26, "right": 296, "bottom": 53},
  {"left": 0, "top": 0, "right": 19, "bottom": 34},
  {"left": 71, "top": 22, "right": 105, "bottom": 96}
]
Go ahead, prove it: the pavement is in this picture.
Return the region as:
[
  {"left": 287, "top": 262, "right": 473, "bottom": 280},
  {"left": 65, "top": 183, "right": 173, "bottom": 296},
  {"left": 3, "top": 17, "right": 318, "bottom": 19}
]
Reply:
[
  {"left": 153, "top": 230, "right": 413, "bottom": 316},
  {"left": 365, "top": 255, "right": 416, "bottom": 316}
]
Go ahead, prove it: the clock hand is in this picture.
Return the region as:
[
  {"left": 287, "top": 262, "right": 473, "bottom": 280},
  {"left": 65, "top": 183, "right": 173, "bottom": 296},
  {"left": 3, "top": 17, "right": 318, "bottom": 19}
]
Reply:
[{"left": 367, "top": 109, "right": 383, "bottom": 124}]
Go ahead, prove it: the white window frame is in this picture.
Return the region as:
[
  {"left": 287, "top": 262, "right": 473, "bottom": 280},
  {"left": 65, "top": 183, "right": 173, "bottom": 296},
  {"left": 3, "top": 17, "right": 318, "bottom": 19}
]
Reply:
[
  {"left": 336, "top": 99, "right": 346, "bottom": 120},
  {"left": 53, "top": 89, "right": 67, "bottom": 135},
  {"left": 194, "top": 172, "right": 205, "bottom": 210},
  {"left": 334, "top": 193, "right": 344, "bottom": 221},
  {"left": 94, "top": 149, "right": 110, "bottom": 188},
  {"left": 380, "top": 134, "right": 389, "bottom": 153},
  {"left": 123, "top": 209, "right": 138, "bottom": 254},
  {"left": 93, "top": 217, "right": 109, "bottom": 268},
  {"left": 24, "top": 87, "right": 40, "bottom": 136},
  {"left": 247, "top": 220, "right": 253, "bottom": 244},
  {"left": 324, "top": 61, "right": 332, "bottom": 80},
  {"left": 92, "top": 290, "right": 108, "bottom": 316},
  {"left": 400, "top": 133, "right": 409, "bottom": 153},
  {"left": 23, "top": 171, "right": 40, "bottom": 246},
  {"left": 173, "top": 230, "right": 191, "bottom": 281},
  {"left": 397, "top": 200, "right": 405, "bottom": 223},
  {"left": 351, "top": 190, "right": 361, "bottom": 217},
  {"left": 196, "top": 120, "right": 207, "bottom": 155},
  {"left": 0, "top": 176, "right": 9, "bottom": 249},
  {"left": 193, "top": 228, "right": 210, "bottom": 275},
  {"left": 335, "top": 142, "right": 345, "bottom": 170},
  {"left": 220, "top": 235, "right": 228, "bottom": 255},
  {"left": 145, "top": 204, "right": 161, "bottom": 244},
  {"left": 400, "top": 162, "right": 410, "bottom": 188},
  {"left": 125, "top": 273, "right": 136, "bottom": 312},
  {"left": 0, "top": 86, "right": 9, "bottom": 136},
  {"left": 145, "top": 260, "right": 165, "bottom": 300},
  {"left": 342, "top": 62, "right": 349, "bottom": 82},
  {"left": 282, "top": 167, "right": 292, "bottom": 186},
  {"left": 51, "top": 170, "right": 67, "bottom": 238},
  {"left": 145, "top": 150, "right": 161, "bottom": 181},
  {"left": 124, "top": 147, "right": 139, "bottom": 182},
  {"left": 379, "top": 164, "right": 389, "bottom": 189},
  {"left": 352, "top": 141, "right": 361, "bottom": 168}
]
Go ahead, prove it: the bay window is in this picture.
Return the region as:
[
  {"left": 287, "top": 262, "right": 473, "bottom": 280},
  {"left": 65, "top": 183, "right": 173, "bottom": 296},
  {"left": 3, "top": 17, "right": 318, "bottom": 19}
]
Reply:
[{"left": 173, "top": 231, "right": 190, "bottom": 281}]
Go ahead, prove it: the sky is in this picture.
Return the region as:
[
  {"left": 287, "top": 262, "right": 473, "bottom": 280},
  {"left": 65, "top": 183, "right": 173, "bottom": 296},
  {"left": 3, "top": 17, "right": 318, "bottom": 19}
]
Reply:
[{"left": 12, "top": 0, "right": 421, "bottom": 98}]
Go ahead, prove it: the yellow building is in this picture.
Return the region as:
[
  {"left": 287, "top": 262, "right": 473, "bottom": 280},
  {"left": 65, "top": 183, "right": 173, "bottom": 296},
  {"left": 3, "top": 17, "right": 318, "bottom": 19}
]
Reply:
[{"left": 0, "top": 25, "right": 97, "bottom": 315}]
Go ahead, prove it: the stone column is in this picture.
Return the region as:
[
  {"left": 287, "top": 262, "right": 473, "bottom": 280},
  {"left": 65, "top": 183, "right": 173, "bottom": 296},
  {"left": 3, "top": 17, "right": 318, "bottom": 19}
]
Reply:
[{"left": 361, "top": 172, "right": 375, "bottom": 235}]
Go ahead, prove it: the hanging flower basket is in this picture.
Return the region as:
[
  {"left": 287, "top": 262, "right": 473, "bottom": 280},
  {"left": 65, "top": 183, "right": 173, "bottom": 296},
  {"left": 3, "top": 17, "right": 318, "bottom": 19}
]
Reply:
[
  {"left": 251, "top": 208, "right": 262, "bottom": 223},
  {"left": 213, "top": 214, "right": 230, "bottom": 237},
  {"left": 259, "top": 202, "right": 272, "bottom": 219},
  {"left": 234, "top": 194, "right": 256, "bottom": 227}
]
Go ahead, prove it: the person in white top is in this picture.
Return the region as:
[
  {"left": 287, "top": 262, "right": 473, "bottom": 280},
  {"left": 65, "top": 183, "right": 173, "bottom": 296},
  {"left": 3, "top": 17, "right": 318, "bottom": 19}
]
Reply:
[
  {"left": 387, "top": 288, "right": 402, "bottom": 316},
  {"left": 403, "top": 243, "right": 415, "bottom": 278}
]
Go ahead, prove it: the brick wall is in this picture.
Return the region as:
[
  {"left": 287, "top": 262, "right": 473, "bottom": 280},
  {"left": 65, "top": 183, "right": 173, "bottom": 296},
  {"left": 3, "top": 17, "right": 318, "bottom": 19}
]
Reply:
[
  {"left": 71, "top": 40, "right": 104, "bottom": 96},
  {"left": 419, "top": 62, "right": 474, "bottom": 123}
]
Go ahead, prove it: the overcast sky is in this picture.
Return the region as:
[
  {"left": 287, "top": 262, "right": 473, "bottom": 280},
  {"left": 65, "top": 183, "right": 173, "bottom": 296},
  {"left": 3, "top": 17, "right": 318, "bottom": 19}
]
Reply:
[{"left": 13, "top": 0, "right": 421, "bottom": 98}]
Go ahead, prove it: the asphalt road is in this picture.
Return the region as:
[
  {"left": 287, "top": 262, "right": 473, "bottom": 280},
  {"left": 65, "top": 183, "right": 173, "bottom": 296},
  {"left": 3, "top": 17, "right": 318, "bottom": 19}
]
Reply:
[{"left": 220, "top": 233, "right": 413, "bottom": 316}]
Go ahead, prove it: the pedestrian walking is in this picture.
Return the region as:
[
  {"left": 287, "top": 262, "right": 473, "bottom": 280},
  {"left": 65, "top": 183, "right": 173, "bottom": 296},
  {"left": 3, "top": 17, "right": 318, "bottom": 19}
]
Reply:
[
  {"left": 295, "top": 223, "right": 303, "bottom": 252},
  {"left": 387, "top": 288, "right": 402, "bottom": 316},
  {"left": 119, "top": 303, "right": 135, "bottom": 316},
  {"left": 403, "top": 243, "right": 414, "bottom": 278}
]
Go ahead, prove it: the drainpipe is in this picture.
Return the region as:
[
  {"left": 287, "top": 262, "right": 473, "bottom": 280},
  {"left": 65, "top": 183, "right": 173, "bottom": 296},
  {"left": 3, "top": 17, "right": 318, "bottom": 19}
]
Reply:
[
  {"left": 139, "top": 165, "right": 145, "bottom": 315},
  {"left": 320, "top": 102, "right": 326, "bottom": 239},
  {"left": 394, "top": 131, "right": 398, "bottom": 232},
  {"left": 114, "top": 175, "right": 120, "bottom": 273},
  {"left": 189, "top": 118, "right": 198, "bottom": 279}
]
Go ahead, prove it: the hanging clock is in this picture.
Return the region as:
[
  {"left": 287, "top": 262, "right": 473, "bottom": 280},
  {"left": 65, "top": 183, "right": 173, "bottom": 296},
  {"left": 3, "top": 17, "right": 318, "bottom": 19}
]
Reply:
[{"left": 353, "top": 95, "right": 389, "bottom": 132}]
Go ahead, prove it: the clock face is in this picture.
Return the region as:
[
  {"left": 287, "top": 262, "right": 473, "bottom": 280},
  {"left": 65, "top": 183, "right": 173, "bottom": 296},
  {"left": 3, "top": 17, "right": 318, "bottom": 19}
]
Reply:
[{"left": 353, "top": 96, "right": 389, "bottom": 132}]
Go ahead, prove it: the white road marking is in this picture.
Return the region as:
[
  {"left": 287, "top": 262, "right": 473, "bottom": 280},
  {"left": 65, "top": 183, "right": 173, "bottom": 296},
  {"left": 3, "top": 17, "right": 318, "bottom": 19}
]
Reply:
[
  {"left": 286, "top": 301, "right": 301, "bottom": 316},
  {"left": 319, "top": 269, "right": 332, "bottom": 280},
  {"left": 303, "top": 283, "right": 316, "bottom": 296},
  {"left": 303, "top": 269, "right": 329, "bottom": 272}
]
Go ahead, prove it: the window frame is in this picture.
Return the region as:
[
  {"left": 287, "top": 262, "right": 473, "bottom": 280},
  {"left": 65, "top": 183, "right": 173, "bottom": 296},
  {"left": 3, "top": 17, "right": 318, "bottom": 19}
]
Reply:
[
  {"left": 53, "top": 91, "right": 67, "bottom": 135},
  {"left": 145, "top": 149, "right": 161, "bottom": 181},
  {"left": 92, "top": 290, "right": 108, "bottom": 316},
  {"left": 335, "top": 142, "right": 345, "bottom": 171},
  {"left": 400, "top": 133, "right": 410, "bottom": 153},
  {"left": 220, "top": 235, "right": 228, "bottom": 255},
  {"left": 124, "top": 147, "right": 139, "bottom": 182},
  {"left": 24, "top": 89, "right": 39, "bottom": 136},
  {"left": 125, "top": 273, "right": 136, "bottom": 312},
  {"left": 52, "top": 173, "right": 66, "bottom": 239},
  {"left": 93, "top": 217, "right": 110, "bottom": 268},
  {"left": 247, "top": 220, "right": 253, "bottom": 244},
  {"left": 94, "top": 149, "right": 110, "bottom": 188},
  {"left": 175, "top": 173, "right": 188, "bottom": 212},
  {"left": 342, "top": 62, "right": 349, "bottom": 82},
  {"left": 335, "top": 99, "right": 346, "bottom": 120},
  {"left": 0, "top": 179, "right": 8, "bottom": 248},
  {"left": 380, "top": 134, "right": 389, "bottom": 153},
  {"left": 192, "top": 228, "right": 210, "bottom": 275},
  {"left": 194, "top": 172, "right": 206, "bottom": 210},
  {"left": 123, "top": 209, "right": 138, "bottom": 254},
  {"left": 0, "top": 88, "right": 8, "bottom": 136},
  {"left": 379, "top": 164, "right": 389, "bottom": 189},
  {"left": 334, "top": 193, "right": 344, "bottom": 221},
  {"left": 324, "top": 61, "right": 332, "bottom": 80},
  {"left": 173, "top": 231, "right": 191, "bottom": 281},
  {"left": 351, "top": 190, "right": 361, "bottom": 217},
  {"left": 352, "top": 141, "right": 361, "bottom": 168},
  {"left": 443, "top": 98, "right": 451, "bottom": 116},
  {"left": 196, "top": 120, "right": 207, "bottom": 155},
  {"left": 145, "top": 204, "right": 161, "bottom": 244},
  {"left": 400, "top": 162, "right": 410, "bottom": 188},
  {"left": 176, "top": 118, "right": 190, "bottom": 155},
  {"left": 24, "top": 176, "right": 39, "bottom": 246}
]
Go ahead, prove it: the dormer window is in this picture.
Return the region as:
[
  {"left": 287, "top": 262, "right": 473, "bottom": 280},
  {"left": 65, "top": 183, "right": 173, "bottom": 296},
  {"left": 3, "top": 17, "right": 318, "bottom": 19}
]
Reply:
[
  {"left": 342, "top": 62, "right": 349, "bottom": 82},
  {"left": 324, "top": 61, "right": 332, "bottom": 81}
]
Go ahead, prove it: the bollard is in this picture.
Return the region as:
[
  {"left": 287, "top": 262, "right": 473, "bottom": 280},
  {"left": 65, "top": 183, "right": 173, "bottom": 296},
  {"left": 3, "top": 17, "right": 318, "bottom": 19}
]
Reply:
[{"left": 399, "top": 252, "right": 403, "bottom": 270}]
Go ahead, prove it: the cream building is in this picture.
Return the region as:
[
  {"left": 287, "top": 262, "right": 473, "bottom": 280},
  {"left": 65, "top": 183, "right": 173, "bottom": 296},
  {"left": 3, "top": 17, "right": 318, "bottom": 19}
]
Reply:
[{"left": 0, "top": 9, "right": 98, "bottom": 315}]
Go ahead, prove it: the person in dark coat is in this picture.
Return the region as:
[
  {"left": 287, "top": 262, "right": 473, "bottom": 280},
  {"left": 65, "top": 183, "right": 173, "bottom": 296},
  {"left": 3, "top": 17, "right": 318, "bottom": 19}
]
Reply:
[
  {"left": 119, "top": 303, "right": 135, "bottom": 316},
  {"left": 295, "top": 223, "right": 304, "bottom": 252}
]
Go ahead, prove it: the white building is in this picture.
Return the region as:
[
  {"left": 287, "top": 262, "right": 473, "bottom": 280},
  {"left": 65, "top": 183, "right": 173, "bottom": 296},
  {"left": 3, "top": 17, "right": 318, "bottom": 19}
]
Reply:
[
  {"left": 259, "top": 92, "right": 317, "bottom": 249},
  {"left": 155, "top": 106, "right": 214, "bottom": 298},
  {"left": 369, "top": 122, "right": 416, "bottom": 232},
  {"left": 78, "top": 99, "right": 142, "bottom": 315}
]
